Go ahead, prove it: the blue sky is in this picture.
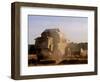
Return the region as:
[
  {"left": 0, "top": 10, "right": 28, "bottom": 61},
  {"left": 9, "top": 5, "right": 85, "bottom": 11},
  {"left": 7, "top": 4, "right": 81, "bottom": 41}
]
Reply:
[{"left": 28, "top": 15, "right": 88, "bottom": 44}]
